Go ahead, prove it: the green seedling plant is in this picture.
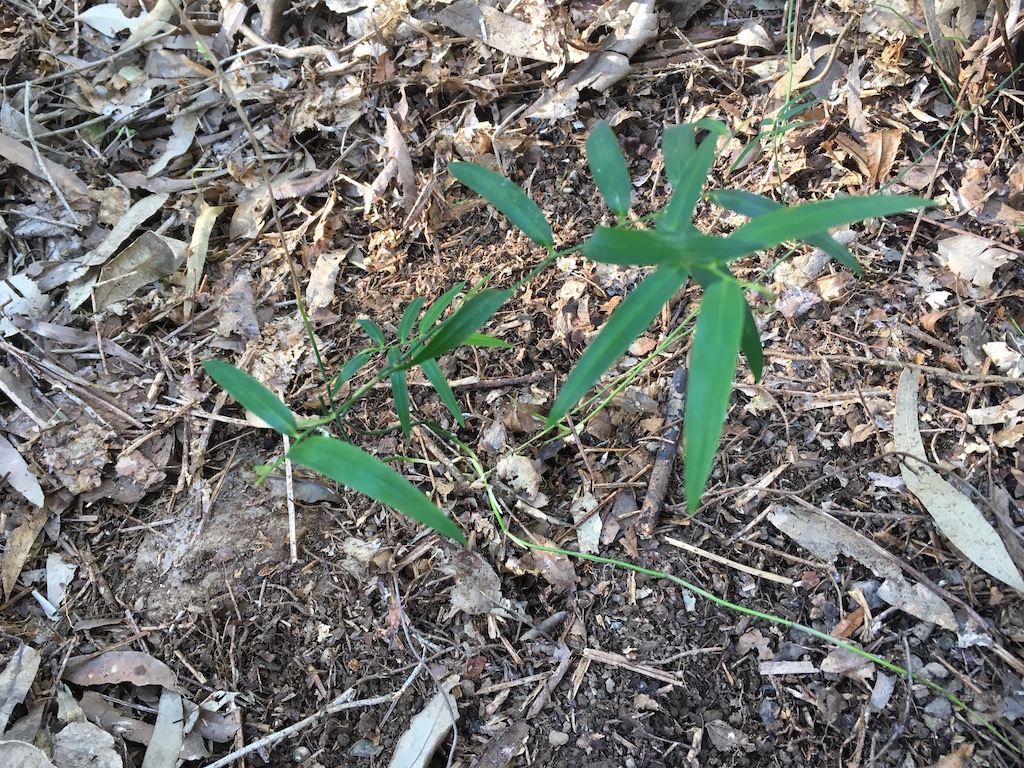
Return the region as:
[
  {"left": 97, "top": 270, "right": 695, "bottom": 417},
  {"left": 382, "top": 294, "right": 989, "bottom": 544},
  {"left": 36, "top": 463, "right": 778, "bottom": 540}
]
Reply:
[
  {"left": 205, "top": 117, "right": 934, "bottom": 537},
  {"left": 203, "top": 119, "right": 1023, "bottom": 753}
]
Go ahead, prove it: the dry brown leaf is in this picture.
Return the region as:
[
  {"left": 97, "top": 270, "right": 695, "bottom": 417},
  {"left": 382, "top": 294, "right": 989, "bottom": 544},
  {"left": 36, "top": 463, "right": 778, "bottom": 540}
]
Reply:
[
  {"left": 64, "top": 651, "right": 178, "bottom": 689},
  {"left": 0, "top": 642, "right": 42, "bottom": 732},
  {"left": 895, "top": 369, "right": 1024, "bottom": 592},
  {"left": 2, "top": 505, "right": 48, "bottom": 597},
  {"left": 94, "top": 231, "right": 184, "bottom": 310},
  {"left": 768, "top": 505, "right": 957, "bottom": 629},
  {"left": 506, "top": 533, "right": 577, "bottom": 593},
  {"left": 935, "top": 233, "right": 1015, "bottom": 291}
]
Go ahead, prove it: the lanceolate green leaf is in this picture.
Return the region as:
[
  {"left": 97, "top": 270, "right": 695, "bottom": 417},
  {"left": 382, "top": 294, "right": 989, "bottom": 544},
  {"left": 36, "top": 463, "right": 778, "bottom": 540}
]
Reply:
[
  {"left": 547, "top": 263, "right": 690, "bottom": 427},
  {"left": 710, "top": 189, "right": 862, "bottom": 275},
  {"left": 662, "top": 124, "right": 696, "bottom": 189},
  {"left": 410, "top": 288, "right": 514, "bottom": 366},
  {"left": 420, "top": 281, "right": 467, "bottom": 332},
  {"left": 660, "top": 122, "right": 729, "bottom": 234},
  {"left": 357, "top": 318, "right": 386, "bottom": 345},
  {"left": 332, "top": 350, "right": 373, "bottom": 398},
  {"left": 582, "top": 226, "right": 716, "bottom": 266},
  {"left": 398, "top": 296, "right": 426, "bottom": 342},
  {"left": 388, "top": 348, "right": 411, "bottom": 438},
  {"left": 203, "top": 360, "right": 298, "bottom": 437},
  {"left": 288, "top": 436, "right": 466, "bottom": 543},
  {"left": 422, "top": 358, "right": 466, "bottom": 427},
  {"left": 684, "top": 278, "right": 745, "bottom": 512},
  {"left": 739, "top": 299, "right": 764, "bottom": 382},
  {"left": 450, "top": 162, "right": 554, "bottom": 247},
  {"left": 464, "top": 333, "right": 513, "bottom": 348},
  {"left": 586, "top": 121, "right": 631, "bottom": 218},
  {"left": 718, "top": 195, "right": 933, "bottom": 263}
]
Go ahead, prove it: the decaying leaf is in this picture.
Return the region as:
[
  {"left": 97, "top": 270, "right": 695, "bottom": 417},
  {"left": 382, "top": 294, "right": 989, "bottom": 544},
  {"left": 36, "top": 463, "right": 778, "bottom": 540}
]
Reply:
[
  {"left": 0, "top": 642, "right": 42, "bottom": 733},
  {"left": 93, "top": 231, "right": 184, "bottom": 310},
  {"left": 2, "top": 505, "right": 49, "bottom": 598},
  {"left": 388, "top": 678, "right": 459, "bottom": 768},
  {"left": 505, "top": 533, "right": 577, "bottom": 593},
  {"left": 768, "top": 505, "right": 957, "bottom": 629},
  {"left": 52, "top": 720, "right": 120, "bottom": 768},
  {"left": 0, "top": 740, "right": 55, "bottom": 768},
  {"left": 894, "top": 369, "right": 1024, "bottom": 592},
  {"left": 0, "top": 436, "right": 43, "bottom": 507},
  {"left": 0, "top": 274, "right": 50, "bottom": 338},
  {"left": 935, "top": 234, "right": 1016, "bottom": 292},
  {"left": 64, "top": 651, "right": 178, "bottom": 689},
  {"left": 440, "top": 549, "right": 504, "bottom": 616}
]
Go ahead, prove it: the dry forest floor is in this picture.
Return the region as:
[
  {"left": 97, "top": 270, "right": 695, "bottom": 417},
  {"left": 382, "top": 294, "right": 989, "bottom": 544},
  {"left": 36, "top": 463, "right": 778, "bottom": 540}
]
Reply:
[{"left": 1, "top": 0, "right": 1023, "bottom": 766}]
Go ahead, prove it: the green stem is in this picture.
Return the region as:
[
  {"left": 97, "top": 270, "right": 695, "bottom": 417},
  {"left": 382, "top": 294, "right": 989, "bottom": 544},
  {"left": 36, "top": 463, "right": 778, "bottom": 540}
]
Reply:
[{"left": 435, "top": 432, "right": 1021, "bottom": 754}]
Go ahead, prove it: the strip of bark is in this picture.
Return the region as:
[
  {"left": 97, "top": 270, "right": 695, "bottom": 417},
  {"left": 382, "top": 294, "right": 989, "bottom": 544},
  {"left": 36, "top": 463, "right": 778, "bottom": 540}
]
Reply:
[{"left": 637, "top": 367, "right": 687, "bottom": 537}]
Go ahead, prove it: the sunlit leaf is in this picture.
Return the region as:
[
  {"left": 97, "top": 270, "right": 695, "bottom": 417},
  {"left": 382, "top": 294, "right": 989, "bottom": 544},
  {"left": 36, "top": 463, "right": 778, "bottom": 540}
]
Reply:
[
  {"left": 684, "top": 278, "right": 745, "bottom": 512},
  {"left": 388, "top": 348, "right": 411, "bottom": 438},
  {"left": 410, "top": 288, "right": 513, "bottom": 366},
  {"left": 203, "top": 360, "right": 298, "bottom": 437},
  {"left": 422, "top": 358, "right": 465, "bottom": 427},
  {"left": 586, "top": 120, "right": 631, "bottom": 218},
  {"left": 547, "top": 263, "right": 690, "bottom": 427},
  {"left": 398, "top": 296, "right": 426, "bottom": 342},
  {"left": 450, "top": 162, "right": 554, "bottom": 247},
  {"left": 710, "top": 189, "right": 862, "bottom": 275},
  {"left": 288, "top": 436, "right": 466, "bottom": 543}
]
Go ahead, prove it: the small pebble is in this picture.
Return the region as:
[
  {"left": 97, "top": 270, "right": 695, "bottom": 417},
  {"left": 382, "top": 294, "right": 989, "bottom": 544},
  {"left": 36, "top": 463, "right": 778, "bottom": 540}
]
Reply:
[{"left": 549, "top": 731, "right": 570, "bottom": 747}]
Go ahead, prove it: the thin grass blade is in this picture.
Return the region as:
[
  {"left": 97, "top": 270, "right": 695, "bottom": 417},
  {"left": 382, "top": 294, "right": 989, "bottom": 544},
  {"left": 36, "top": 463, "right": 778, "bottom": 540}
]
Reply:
[
  {"left": 547, "top": 263, "right": 690, "bottom": 427},
  {"left": 463, "top": 333, "right": 513, "bottom": 348},
  {"left": 450, "top": 162, "right": 554, "bottom": 247},
  {"left": 586, "top": 121, "right": 631, "bottom": 218},
  {"left": 288, "top": 436, "right": 466, "bottom": 543},
  {"left": 422, "top": 358, "right": 466, "bottom": 427},
  {"left": 203, "top": 360, "right": 298, "bottom": 437},
  {"left": 684, "top": 278, "right": 745, "bottom": 512}
]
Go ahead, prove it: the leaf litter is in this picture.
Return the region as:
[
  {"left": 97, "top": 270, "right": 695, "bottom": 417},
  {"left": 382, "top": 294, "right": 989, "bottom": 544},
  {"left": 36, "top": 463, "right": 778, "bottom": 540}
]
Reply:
[{"left": 0, "top": 0, "right": 1023, "bottom": 765}]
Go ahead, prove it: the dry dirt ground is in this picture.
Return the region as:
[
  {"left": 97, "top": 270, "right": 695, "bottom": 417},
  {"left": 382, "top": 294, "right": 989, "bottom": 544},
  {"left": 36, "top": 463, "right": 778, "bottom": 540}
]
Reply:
[{"left": 1, "top": 0, "right": 1024, "bottom": 767}]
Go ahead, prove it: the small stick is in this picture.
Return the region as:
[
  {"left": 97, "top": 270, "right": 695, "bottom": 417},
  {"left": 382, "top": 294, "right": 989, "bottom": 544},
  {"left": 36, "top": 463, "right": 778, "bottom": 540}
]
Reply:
[{"left": 637, "top": 367, "right": 687, "bottom": 537}]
